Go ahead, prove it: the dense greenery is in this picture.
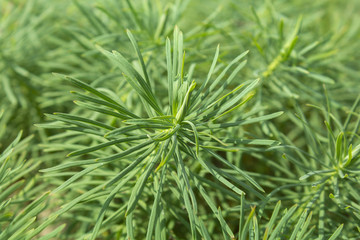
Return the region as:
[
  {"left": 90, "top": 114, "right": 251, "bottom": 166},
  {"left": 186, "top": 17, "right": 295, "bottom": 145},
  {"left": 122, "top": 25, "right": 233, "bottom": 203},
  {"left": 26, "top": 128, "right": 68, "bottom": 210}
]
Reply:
[{"left": 1, "top": 0, "right": 359, "bottom": 239}]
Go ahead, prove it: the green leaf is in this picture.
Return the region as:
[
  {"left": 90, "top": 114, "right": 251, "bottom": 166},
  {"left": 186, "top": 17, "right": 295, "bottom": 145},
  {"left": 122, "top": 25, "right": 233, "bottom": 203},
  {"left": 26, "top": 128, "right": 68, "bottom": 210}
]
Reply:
[
  {"left": 126, "top": 212, "right": 135, "bottom": 240},
  {"left": 197, "top": 156, "right": 245, "bottom": 196},
  {"left": 343, "top": 143, "right": 360, "bottom": 167},
  {"left": 289, "top": 209, "right": 308, "bottom": 240},
  {"left": 299, "top": 170, "right": 334, "bottom": 180},
  {"left": 296, "top": 211, "right": 313, "bottom": 239},
  {"left": 36, "top": 224, "right": 66, "bottom": 240},
  {"left": 196, "top": 44, "right": 220, "bottom": 96},
  {"left": 268, "top": 204, "right": 298, "bottom": 240},
  {"left": 207, "top": 111, "right": 284, "bottom": 129},
  {"left": 126, "top": 29, "right": 151, "bottom": 86},
  {"left": 209, "top": 79, "right": 259, "bottom": 120},
  {"left": 0, "top": 131, "right": 22, "bottom": 164},
  {"left": 48, "top": 112, "right": 115, "bottom": 130},
  {"left": 240, "top": 206, "right": 256, "bottom": 240},
  {"left": 335, "top": 132, "right": 344, "bottom": 165},
  {"left": 206, "top": 149, "right": 264, "bottom": 193},
  {"left": 73, "top": 100, "right": 131, "bottom": 119},
  {"left": 176, "top": 151, "right": 198, "bottom": 214},
  {"left": 41, "top": 140, "right": 154, "bottom": 171},
  {"left": 263, "top": 201, "right": 281, "bottom": 240},
  {"left": 96, "top": 45, "right": 163, "bottom": 116},
  {"left": 50, "top": 164, "right": 102, "bottom": 194},
  {"left": 0, "top": 180, "right": 25, "bottom": 203},
  {"left": 35, "top": 123, "right": 104, "bottom": 136},
  {"left": 172, "top": 169, "right": 198, "bottom": 238},
  {"left": 182, "top": 120, "right": 199, "bottom": 157},
  {"left": 307, "top": 73, "right": 335, "bottom": 84},
  {"left": 125, "top": 143, "right": 163, "bottom": 216},
  {"left": 175, "top": 81, "right": 196, "bottom": 122},
  {"left": 123, "top": 118, "right": 174, "bottom": 128},
  {"left": 217, "top": 207, "right": 232, "bottom": 240},
  {"left": 90, "top": 167, "right": 141, "bottom": 240},
  {"left": 145, "top": 166, "right": 167, "bottom": 240},
  {"left": 166, "top": 37, "right": 174, "bottom": 113},
  {"left": 155, "top": 135, "right": 177, "bottom": 172},
  {"left": 73, "top": 0, "right": 109, "bottom": 35},
  {"left": 328, "top": 224, "right": 344, "bottom": 240},
  {"left": 71, "top": 91, "right": 139, "bottom": 119},
  {"left": 8, "top": 217, "right": 36, "bottom": 240},
  {"left": 190, "top": 171, "right": 234, "bottom": 239},
  {"left": 54, "top": 73, "right": 135, "bottom": 114},
  {"left": 67, "top": 135, "right": 148, "bottom": 157}
]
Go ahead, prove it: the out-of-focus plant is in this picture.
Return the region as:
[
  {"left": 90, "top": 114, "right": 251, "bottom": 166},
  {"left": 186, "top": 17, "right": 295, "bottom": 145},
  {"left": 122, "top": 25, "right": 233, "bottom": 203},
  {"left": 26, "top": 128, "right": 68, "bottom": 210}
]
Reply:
[
  {"left": 265, "top": 92, "right": 360, "bottom": 238},
  {"left": 36, "top": 27, "right": 284, "bottom": 239}
]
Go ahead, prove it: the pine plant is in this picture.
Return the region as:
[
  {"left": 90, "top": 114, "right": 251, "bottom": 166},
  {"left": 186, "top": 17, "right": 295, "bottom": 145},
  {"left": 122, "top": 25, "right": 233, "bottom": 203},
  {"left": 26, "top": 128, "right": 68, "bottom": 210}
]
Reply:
[{"left": 0, "top": 0, "right": 359, "bottom": 239}]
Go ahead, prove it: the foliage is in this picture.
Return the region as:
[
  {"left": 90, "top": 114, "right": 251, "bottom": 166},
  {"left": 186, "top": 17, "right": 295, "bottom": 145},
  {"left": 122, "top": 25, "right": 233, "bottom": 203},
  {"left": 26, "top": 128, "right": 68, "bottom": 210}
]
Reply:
[{"left": 0, "top": 0, "right": 359, "bottom": 239}]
